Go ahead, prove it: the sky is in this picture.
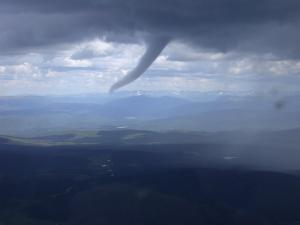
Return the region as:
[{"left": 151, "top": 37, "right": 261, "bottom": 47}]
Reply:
[{"left": 0, "top": 0, "right": 300, "bottom": 96}]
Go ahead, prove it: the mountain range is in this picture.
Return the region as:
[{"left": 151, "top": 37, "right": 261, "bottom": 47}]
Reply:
[{"left": 0, "top": 94, "right": 300, "bottom": 135}]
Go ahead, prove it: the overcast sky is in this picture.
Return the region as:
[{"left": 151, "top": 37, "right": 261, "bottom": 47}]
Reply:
[{"left": 0, "top": 0, "right": 300, "bottom": 96}]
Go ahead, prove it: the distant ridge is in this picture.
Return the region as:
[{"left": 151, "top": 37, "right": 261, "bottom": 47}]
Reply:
[{"left": 0, "top": 137, "right": 9, "bottom": 144}]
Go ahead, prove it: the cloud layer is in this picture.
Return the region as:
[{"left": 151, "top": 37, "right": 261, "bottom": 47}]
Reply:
[
  {"left": 0, "top": 0, "right": 300, "bottom": 94},
  {"left": 1, "top": 0, "right": 300, "bottom": 58}
]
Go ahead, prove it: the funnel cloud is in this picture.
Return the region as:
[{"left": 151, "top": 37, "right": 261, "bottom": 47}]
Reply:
[{"left": 109, "top": 37, "right": 170, "bottom": 93}]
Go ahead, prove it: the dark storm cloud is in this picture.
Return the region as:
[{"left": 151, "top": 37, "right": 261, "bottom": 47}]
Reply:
[
  {"left": 1, "top": 0, "right": 300, "bottom": 58},
  {"left": 1, "top": 0, "right": 300, "bottom": 91}
]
